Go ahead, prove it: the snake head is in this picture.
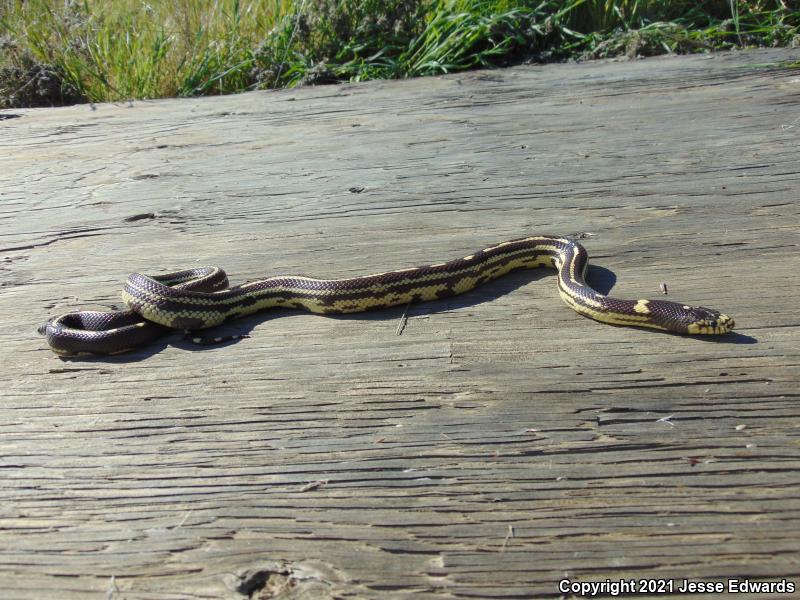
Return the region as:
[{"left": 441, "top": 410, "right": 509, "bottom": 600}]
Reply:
[{"left": 684, "top": 306, "right": 735, "bottom": 335}]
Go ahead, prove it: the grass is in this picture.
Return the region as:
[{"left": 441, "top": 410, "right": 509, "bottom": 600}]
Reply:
[{"left": 1, "top": 0, "right": 798, "bottom": 108}]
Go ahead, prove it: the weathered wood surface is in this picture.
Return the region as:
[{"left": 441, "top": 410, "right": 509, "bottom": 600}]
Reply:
[{"left": 1, "top": 48, "right": 799, "bottom": 599}]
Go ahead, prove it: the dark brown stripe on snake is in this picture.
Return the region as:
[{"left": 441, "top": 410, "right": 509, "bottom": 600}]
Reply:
[{"left": 125, "top": 247, "right": 560, "bottom": 316}]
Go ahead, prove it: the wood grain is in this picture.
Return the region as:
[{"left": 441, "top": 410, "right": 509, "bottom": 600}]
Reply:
[{"left": 1, "top": 48, "right": 799, "bottom": 599}]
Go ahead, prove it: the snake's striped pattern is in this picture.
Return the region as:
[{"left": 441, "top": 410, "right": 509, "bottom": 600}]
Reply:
[{"left": 41, "top": 236, "right": 734, "bottom": 356}]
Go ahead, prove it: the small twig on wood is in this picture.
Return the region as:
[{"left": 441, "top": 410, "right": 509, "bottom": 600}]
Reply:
[
  {"left": 106, "top": 575, "right": 119, "bottom": 600},
  {"left": 174, "top": 511, "right": 192, "bottom": 529},
  {"left": 781, "top": 114, "right": 800, "bottom": 130},
  {"left": 500, "top": 525, "right": 514, "bottom": 552},
  {"left": 299, "top": 479, "right": 328, "bottom": 492},
  {"left": 396, "top": 302, "right": 411, "bottom": 335},
  {"left": 657, "top": 415, "right": 676, "bottom": 427}
]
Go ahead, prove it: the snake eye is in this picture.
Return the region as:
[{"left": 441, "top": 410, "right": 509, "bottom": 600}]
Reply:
[{"left": 709, "top": 320, "right": 717, "bottom": 329}]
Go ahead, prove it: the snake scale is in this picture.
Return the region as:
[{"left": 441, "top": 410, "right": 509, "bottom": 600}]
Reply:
[{"left": 40, "top": 236, "right": 734, "bottom": 356}]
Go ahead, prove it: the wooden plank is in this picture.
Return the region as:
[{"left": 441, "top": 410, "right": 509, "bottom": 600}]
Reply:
[{"left": 1, "top": 48, "right": 799, "bottom": 598}]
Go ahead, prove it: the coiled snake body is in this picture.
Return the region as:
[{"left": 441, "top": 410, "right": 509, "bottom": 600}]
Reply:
[{"left": 40, "top": 236, "right": 734, "bottom": 356}]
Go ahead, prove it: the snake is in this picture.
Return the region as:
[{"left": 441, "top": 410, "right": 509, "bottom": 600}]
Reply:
[{"left": 39, "top": 236, "right": 734, "bottom": 356}]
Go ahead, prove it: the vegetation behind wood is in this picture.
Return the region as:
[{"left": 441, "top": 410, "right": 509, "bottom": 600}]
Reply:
[{"left": 1, "top": 1, "right": 798, "bottom": 107}]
